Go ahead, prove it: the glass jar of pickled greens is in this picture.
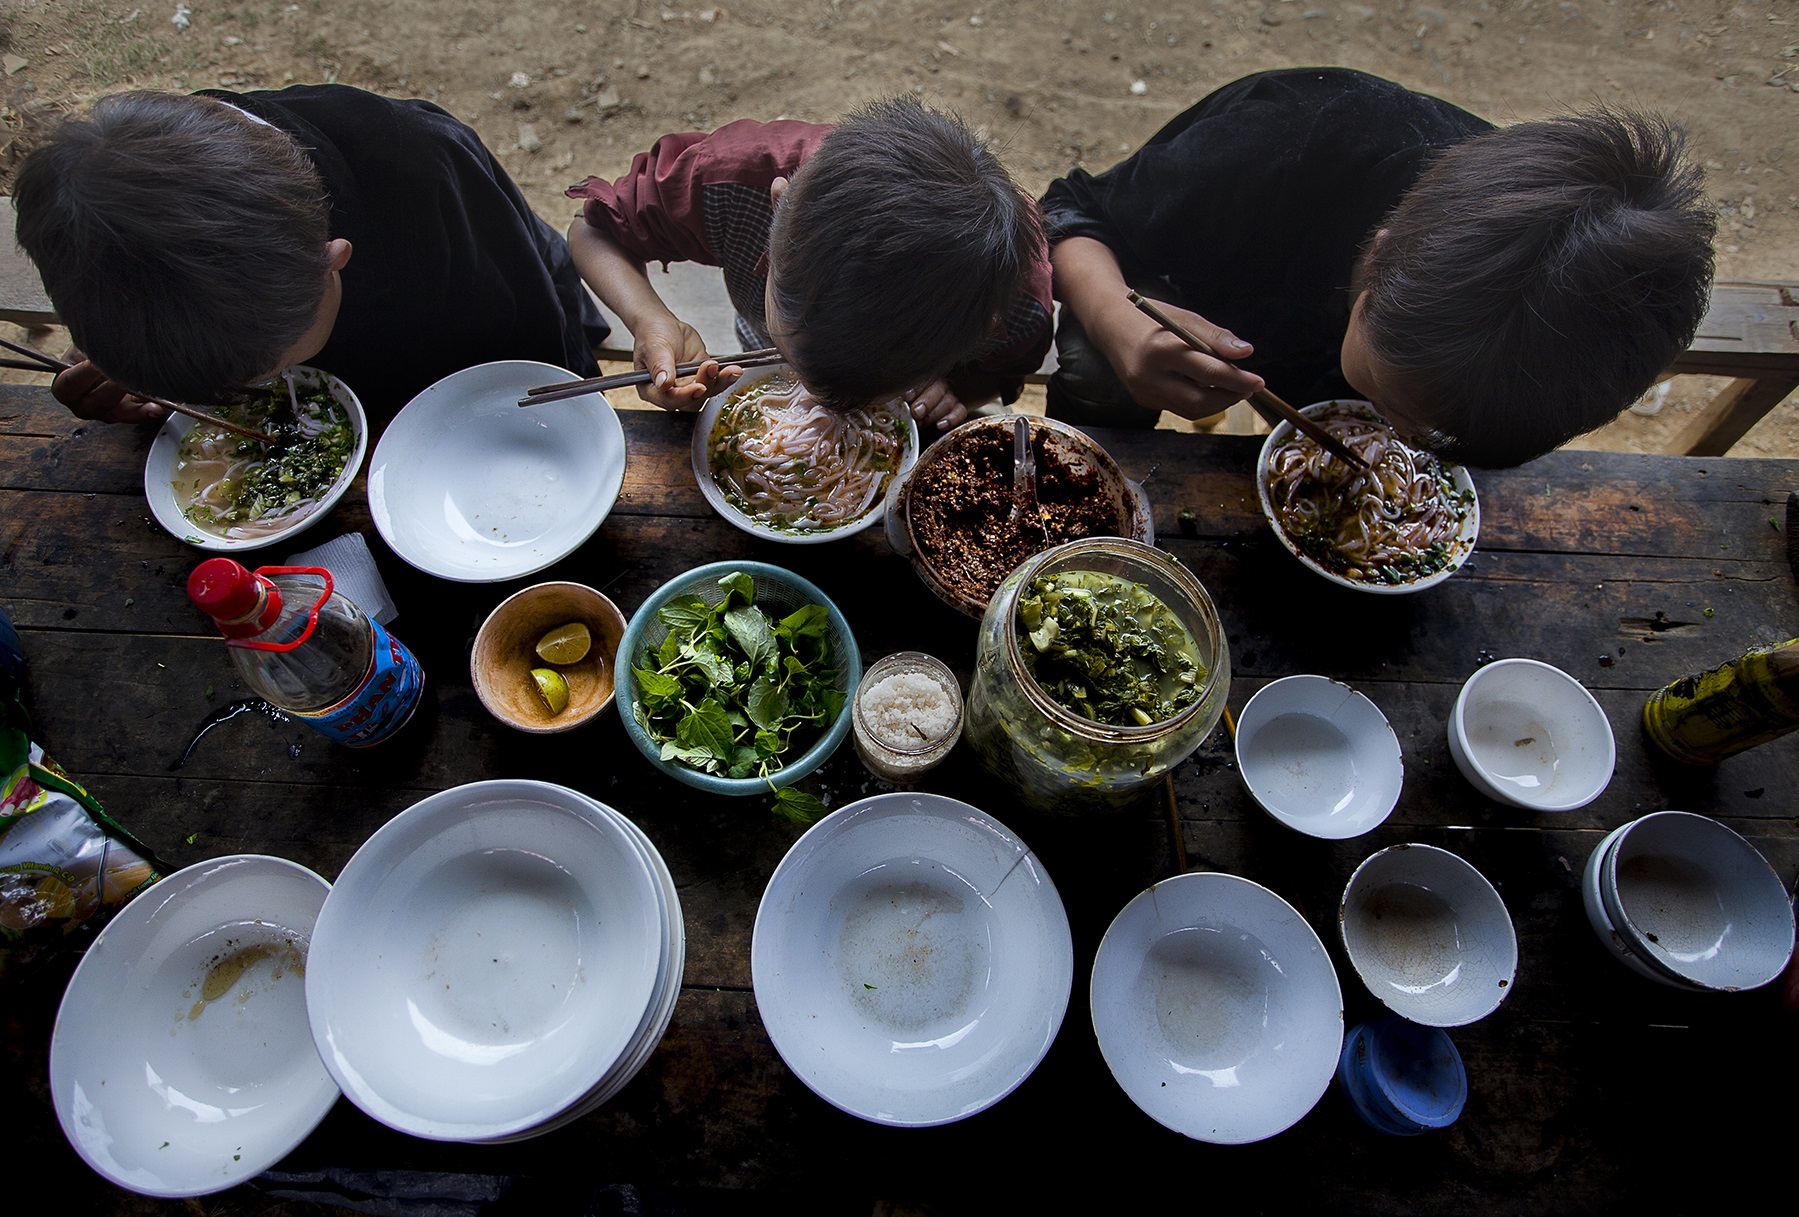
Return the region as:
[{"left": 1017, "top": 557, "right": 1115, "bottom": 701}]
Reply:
[{"left": 964, "top": 538, "right": 1230, "bottom": 814}]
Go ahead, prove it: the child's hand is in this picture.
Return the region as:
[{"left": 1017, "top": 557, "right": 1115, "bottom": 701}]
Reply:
[
  {"left": 1098, "top": 298, "right": 1263, "bottom": 420},
  {"left": 904, "top": 380, "right": 967, "bottom": 430},
  {"left": 633, "top": 318, "right": 742, "bottom": 411},
  {"left": 50, "top": 359, "right": 167, "bottom": 425}
]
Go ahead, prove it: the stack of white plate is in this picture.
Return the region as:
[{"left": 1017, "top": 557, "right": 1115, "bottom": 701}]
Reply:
[{"left": 305, "top": 779, "right": 683, "bottom": 1141}]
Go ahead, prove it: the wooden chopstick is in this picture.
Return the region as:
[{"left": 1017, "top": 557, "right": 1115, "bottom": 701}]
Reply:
[
  {"left": 1126, "top": 292, "right": 1372, "bottom": 472},
  {"left": 0, "top": 335, "right": 277, "bottom": 445},
  {"left": 518, "top": 349, "right": 786, "bottom": 407}
]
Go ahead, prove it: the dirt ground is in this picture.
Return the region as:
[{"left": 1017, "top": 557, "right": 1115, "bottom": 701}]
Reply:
[{"left": 1, "top": 0, "right": 1795, "bottom": 456}]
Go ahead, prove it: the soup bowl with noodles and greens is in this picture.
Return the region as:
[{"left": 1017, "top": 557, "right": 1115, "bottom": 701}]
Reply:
[
  {"left": 691, "top": 366, "right": 918, "bottom": 544},
  {"left": 1256, "top": 400, "right": 1478, "bottom": 594},
  {"left": 144, "top": 365, "right": 367, "bottom": 553}
]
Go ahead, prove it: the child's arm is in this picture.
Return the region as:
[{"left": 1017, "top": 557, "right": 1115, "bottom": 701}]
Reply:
[
  {"left": 1051, "top": 236, "right": 1262, "bottom": 420},
  {"left": 565, "top": 219, "right": 741, "bottom": 411}
]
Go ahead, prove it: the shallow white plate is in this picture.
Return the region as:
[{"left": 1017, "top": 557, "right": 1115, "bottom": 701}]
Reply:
[
  {"left": 1091, "top": 872, "right": 1342, "bottom": 1144},
  {"left": 367, "top": 361, "right": 626, "bottom": 581},
  {"left": 1234, "top": 675, "right": 1403, "bottom": 839},
  {"left": 306, "top": 779, "right": 663, "bottom": 1141},
  {"left": 752, "top": 792, "right": 1073, "bottom": 1127},
  {"left": 1339, "top": 844, "right": 1518, "bottom": 1026},
  {"left": 1255, "top": 399, "right": 1478, "bottom": 595},
  {"left": 51, "top": 855, "right": 338, "bottom": 1198},
  {"left": 145, "top": 365, "right": 367, "bottom": 553},
  {"left": 691, "top": 365, "right": 918, "bottom": 544}
]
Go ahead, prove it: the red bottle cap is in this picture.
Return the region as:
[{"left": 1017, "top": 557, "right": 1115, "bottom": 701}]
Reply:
[{"left": 187, "top": 558, "right": 282, "bottom": 636}]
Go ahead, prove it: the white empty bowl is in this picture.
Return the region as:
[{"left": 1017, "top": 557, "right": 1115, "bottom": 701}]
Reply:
[
  {"left": 1234, "top": 675, "right": 1403, "bottom": 839},
  {"left": 1339, "top": 844, "right": 1518, "bottom": 1027},
  {"left": 1091, "top": 872, "right": 1343, "bottom": 1144},
  {"left": 306, "top": 780, "right": 664, "bottom": 1140},
  {"left": 1601, "top": 811, "right": 1795, "bottom": 992},
  {"left": 51, "top": 855, "right": 338, "bottom": 1198},
  {"left": 751, "top": 792, "right": 1073, "bottom": 1127},
  {"left": 1448, "top": 658, "right": 1615, "bottom": 811},
  {"left": 1581, "top": 823, "right": 1694, "bottom": 987},
  {"left": 368, "top": 361, "right": 626, "bottom": 581}
]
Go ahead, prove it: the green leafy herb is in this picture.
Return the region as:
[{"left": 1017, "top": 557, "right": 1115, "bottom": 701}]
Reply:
[
  {"left": 771, "top": 785, "right": 829, "bottom": 825},
  {"left": 632, "top": 573, "right": 843, "bottom": 781},
  {"left": 1017, "top": 570, "right": 1204, "bottom": 727}
]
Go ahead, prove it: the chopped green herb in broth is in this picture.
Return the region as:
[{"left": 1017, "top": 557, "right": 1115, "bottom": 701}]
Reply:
[{"left": 1017, "top": 570, "right": 1204, "bottom": 726}]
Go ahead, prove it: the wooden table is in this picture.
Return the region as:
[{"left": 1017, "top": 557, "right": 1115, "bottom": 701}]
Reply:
[{"left": 4, "top": 382, "right": 1797, "bottom": 1215}]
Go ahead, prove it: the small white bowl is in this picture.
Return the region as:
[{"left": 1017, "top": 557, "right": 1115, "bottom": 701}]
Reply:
[
  {"left": 306, "top": 780, "right": 664, "bottom": 1141},
  {"left": 691, "top": 364, "right": 919, "bottom": 544},
  {"left": 1255, "top": 399, "right": 1478, "bottom": 595},
  {"left": 1448, "top": 658, "right": 1616, "bottom": 811},
  {"left": 751, "top": 792, "right": 1073, "bottom": 1127},
  {"left": 368, "top": 361, "right": 626, "bottom": 582},
  {"left": 1234, "top": 675, "right": 1403, "bottom": 839},
  {"left": 51, "top": 855, "right": 338, "bottom": 1198},
  {"left": 1339, "top": 844, "right": 1518, "bottom": 1027},
  {"left": 1600, "top": 811, "right": 1796, "bottom": 992},
  {"left": 145, "top": 365, "right": 366, "bottom": 552},
  {"left": 1091, "top": 872, "right": 1343, "bottom": 1144}
]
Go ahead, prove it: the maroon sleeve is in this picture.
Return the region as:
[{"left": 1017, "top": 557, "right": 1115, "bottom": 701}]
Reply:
[{"left": 566, "top": 119, "right": 831, "bottom": 267}]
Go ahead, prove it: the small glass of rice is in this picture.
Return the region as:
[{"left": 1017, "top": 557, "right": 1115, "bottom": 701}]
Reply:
[{"left": 851, "top": 652, "right": 964, "bottom": 782}]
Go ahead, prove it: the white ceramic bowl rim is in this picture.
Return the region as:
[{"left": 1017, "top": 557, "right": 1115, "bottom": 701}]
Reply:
[
  {"left": 751, "top": 791, "right": 1073, "bottom": 1127},
  {"left": 1601, "top": 810, "right": 1796, "bottom": 990},
  {"left": 1234, "top": 675, "right": 1403, "bottom": 839},
  {"left": 1254, "top": 399, "right": 1478, "bottom": 595},
  {"left": 50, "top": 854, "right": 339, "bottom": 1198},
  {"left": 367, "top": 361, "right": 626, "bottom": 582},
  {"left": 691, "top": 365, "right": 919, "bottom": 544},
  {"left": 1338, "top": 843, "right": 1518, "bottom": 1027},
  {"left": 1579, "top": 823, "right": 1702, "bottom": 988},
  {"left": 144, "top": 365, "right": 367, "bottom": 553},
  {"left": 1090, "top": 871, "right": 1343, "bottom": 1144},
  {"left": 1448, "top": 657, "right": 1617, "bottom": 812},
  {"left": 306, "top": 779, "right": 664, "bottom": 1140}
]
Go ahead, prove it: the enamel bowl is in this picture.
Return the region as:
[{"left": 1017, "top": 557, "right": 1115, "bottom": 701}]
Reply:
[
  {"left": 306, "top": 780, "right": 664, "bottom": 1141},
  {"left": 471, "top": 581, "right": 627, "bottom": 734},
  {"left": 145, "top": 365, "right": 366, "bottom": 553},
  {"left": 1255, "top": 399, "right": 1478, "bottom": 595},
  {"left": 1600, "top": 811, "right": 1795, "bottom": 992},
  {"left": 692, "top": 364, "right": 919, "bottom": 544},
  {"left": 1580, "top": 823, "right": 1698, "bottom": 987},
  {"left": 1234, "top": 675, "right": 1403, "bottom": 839},
  {"left": 368, "top": 361, "right": 626, "bottom": 582},
  {"left": 1339, "top": 844, "right": 1517, "bottom": 1027},
  {"left": 1091, "top": 872, "right": 1343, "bottom": 1144},
  {"left": 752, "top": 792, "right": 1073, "bottom": 1127},
  {"left": 51, "top": 855, "right": 338, "bottom": 1198},
  {"left": 1448, "top": 658, "right": 1615, "bottom": 812}
]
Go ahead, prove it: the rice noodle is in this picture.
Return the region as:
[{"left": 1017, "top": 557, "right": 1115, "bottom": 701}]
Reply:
[
  {"left": 1265, "top": 402, "right": 1473, "bottom": 585},
  {"left": 707, "top": 376, "right": 910, "bottom": 534},
  {"left": 174, "top": 377, "right": 354, "bottom": 540}
]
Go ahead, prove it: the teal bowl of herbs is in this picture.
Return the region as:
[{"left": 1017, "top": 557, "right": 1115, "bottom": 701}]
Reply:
[{"left": 617, "top": 562, "right": 860, "bottom": 798}]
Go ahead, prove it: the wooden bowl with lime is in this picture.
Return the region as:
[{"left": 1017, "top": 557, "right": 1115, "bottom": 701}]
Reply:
[{"left": 471, "top": 581, "right": 626, "bottom": 734}]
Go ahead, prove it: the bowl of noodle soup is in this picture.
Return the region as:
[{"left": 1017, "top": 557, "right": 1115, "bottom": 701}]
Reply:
[
  {"left": 692, "top": 366, "right": 919, "bottom": 544},
  {"left": 144, "top": 365, "right": 367, "bottom": 553},
  {"left": 1256, "top": 400, "right": 1477, "bottom": 595}
]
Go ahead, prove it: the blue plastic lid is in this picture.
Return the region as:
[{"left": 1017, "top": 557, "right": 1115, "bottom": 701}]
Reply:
[{"left": 1338, "top": 1016, "right": 1468, "bottom": 1135}]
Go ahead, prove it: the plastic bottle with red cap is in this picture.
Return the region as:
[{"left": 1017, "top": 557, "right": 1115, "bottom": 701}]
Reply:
[{"left": 186, "top": 559, "right": 424, "bottom": 747}]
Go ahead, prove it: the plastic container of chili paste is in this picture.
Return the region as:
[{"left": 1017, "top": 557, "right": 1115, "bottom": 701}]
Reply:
[{"left": 963, "top": 538, "right": 1230, "bottom": 814}]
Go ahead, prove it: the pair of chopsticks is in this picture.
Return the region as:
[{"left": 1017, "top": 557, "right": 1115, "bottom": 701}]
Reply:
[
  {"left": 1127, "top": 292, "right": 1371, "bottom": 473},
  {"left": 0, "top": 335, "right": 276, "bottom": 444},
  {"left": 518, "top": 348, "right": 786, "bottom": 407}
]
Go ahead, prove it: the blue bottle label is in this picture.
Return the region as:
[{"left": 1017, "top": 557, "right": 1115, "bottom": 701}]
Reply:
[{"left": 293, "top": 619, "right": 425, "bottom": 747}]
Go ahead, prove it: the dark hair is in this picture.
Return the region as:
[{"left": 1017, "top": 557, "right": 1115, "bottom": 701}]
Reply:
[
  {"left": 1358, "top": 109, "right": 1715, "bottom": 468},
  {"left": 12, "top": 91, "right": 332, "bottom": 403},
  {"left": 767, "top": 96, "right": 1041, "bottom": 407}
]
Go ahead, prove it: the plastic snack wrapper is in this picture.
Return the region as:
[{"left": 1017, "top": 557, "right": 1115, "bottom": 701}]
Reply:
[{"left": 0, "top": 613, "right": 163, "bottom": 981}]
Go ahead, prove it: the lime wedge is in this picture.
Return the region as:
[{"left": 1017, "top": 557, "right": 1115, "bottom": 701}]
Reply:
[
  {"left": 534, "top": 621, "right": 592, "bottom": 665},
  {"left": 530, "top": 667, "right": 570, "bottom": 715}
]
